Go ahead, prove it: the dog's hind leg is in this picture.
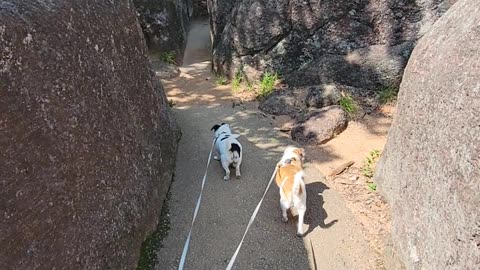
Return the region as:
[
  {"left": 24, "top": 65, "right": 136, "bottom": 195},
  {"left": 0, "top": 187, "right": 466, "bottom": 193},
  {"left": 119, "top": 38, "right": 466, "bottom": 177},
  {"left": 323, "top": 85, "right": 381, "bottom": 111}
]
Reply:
[
  {"left": 221, "top": 159, "right": 231, "bottom": 181},
  {"left": 292, "top": 194, "right": 306, "bottom": 237},
  {"left": 234, "top": 160, "right": 241, "bottom": 179},
  {"left": 296, "top": 202, "right": 306, "bottom": 237},
  {"left": 280, "top": 197, "right": 289, "bottom": 223},
  {"left": 213, "top": 151, "right": 220, "bottom": 161}
]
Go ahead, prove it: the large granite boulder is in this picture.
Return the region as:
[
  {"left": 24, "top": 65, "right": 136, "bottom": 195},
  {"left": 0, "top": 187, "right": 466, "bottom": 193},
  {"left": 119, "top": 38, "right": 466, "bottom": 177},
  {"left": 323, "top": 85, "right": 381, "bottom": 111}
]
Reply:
[
  {"left": 208, "top": 0, "right": 457, "bottom": 92},
  {"left": 134, "top": 0, "right": 192, "bottom": 64},
  {"left": 374, "top": 0, "right": 480, "bottom": 269},
  {"left": 0, "top": 1, "right": 179, "bottom": 269}
]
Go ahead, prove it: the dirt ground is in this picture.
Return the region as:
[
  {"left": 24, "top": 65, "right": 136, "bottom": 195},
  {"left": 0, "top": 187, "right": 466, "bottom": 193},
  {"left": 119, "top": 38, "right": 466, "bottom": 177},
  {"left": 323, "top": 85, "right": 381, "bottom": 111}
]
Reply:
[{"left": 155, "top": 19, "right": 394, "bottom": 270}]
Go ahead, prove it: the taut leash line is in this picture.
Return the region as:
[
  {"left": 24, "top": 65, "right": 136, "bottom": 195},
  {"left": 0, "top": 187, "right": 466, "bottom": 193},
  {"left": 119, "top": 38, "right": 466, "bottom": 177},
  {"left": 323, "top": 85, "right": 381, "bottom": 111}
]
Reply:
[
  {"left": 178, "top": 138, "right": 216, "bottom": 270},
  {"left": 225, "top": 167, "right": 278, "bottom": 270}
]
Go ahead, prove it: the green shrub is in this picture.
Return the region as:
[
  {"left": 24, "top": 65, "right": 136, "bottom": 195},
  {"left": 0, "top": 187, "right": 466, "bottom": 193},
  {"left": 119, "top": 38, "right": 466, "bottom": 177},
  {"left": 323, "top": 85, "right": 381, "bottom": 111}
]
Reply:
[
  {"left": 231, "top": 70, "right": 243, "bottom": 92},
  {"left": 378, "top": 85, "right": 399, "bottom": 104},
  {"left": 361, "top": 149, "right": 381, "bottom": 178},
  {"left": 216, "top": 75, "right": 229, "bottom": 85},
  {"left": 361, "top": 149, "right": 381, "bottom": 192},
  {"left": 258, "top": 72, "right": 278, "bottom": 97},
  {"left": 338, "top": 94, "right": 358, "bottom": 114},
  {"left": 246, "top": 81, "right": 255, "bottom": 92},
  {"left": 159, "top": 51, "right": 177, "bottom": 65}
]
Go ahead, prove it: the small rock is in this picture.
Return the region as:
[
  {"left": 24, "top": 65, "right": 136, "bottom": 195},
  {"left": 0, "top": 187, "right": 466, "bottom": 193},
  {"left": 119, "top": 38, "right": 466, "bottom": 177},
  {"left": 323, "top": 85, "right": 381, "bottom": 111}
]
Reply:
[
  {"left": 350, "top": 176, "right": 359, "bottom": 181},
  {"left": 291, "top": 105, "right": 348, "bottom": 145}
]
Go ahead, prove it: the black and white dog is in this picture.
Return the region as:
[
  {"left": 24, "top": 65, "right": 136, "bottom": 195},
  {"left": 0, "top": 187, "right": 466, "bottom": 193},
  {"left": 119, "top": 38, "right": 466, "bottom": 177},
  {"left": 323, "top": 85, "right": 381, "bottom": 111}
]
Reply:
[{"left": 211, "top": 123, "right": 243, "bottom": 181}]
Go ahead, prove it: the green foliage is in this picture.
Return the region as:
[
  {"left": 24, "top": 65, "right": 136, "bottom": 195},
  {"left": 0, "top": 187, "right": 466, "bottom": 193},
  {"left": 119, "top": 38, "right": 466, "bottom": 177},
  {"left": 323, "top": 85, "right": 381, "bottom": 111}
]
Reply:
[
  {"left": 216, "top": 75, "right": 229, "bottom": 85},
  {"left": 367, "top": 183, "right": 377, "bottom": 191},
  {"left": 378, "top": 85, "right": 399, "bottom": 104},
  {"left": 246, "top": 81, "right": 255, "bottom": 92},
  {"left": 137, "top": 190, "right": 172, "bottom": 270},
  {"left": 159, "top": 51, "right": 177, "bottom": 65},
  {"left": 258, "top": 71, "right": 279, "bottom": 97},
  {"left": 168, "top": 99, "right": 176, "bottom": 108},
  {"left": 361, "top": 149, "right": 381, "bottom": 192},
  {"left": 338, "top": 94, "right": 358, "bottom": 114},
  {"left": 361, "top": 149, "right": 381, "bottom": 178},
  {"left": 231, "top": 70, "right": 243, "bottom": 92}
]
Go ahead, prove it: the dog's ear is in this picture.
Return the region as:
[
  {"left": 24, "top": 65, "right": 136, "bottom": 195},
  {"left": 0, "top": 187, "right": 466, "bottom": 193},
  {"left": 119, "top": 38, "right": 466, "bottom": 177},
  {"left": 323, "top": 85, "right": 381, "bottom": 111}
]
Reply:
[
  {"left": 300, "top": 148, "right": 306, "bottom": 161},
  {"left": 221, "top": 123, "right": 226, "bottom": 126},
  {"left": 211, "top": 124, "right": 221, "bottom": 132},
  {"left": 294, "top": 148, "right": 306, "bottom": 161}
]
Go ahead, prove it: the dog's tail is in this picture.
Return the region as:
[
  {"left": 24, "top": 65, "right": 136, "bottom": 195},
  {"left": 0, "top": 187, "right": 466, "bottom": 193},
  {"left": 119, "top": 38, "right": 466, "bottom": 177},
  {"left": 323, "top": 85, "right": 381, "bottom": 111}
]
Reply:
[
  {"left": 230, "top": 143, "right": 241, "bottom": 161},
  {"left": 293, "top": 171, "right": 305, "bottom": 196}
]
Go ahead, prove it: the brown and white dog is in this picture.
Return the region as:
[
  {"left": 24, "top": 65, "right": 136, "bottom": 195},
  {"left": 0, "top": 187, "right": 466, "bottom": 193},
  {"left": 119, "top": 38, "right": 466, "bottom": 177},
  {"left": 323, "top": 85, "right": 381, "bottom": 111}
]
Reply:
[{"left": 275, "top": 146, "right": 307, "bottom": 236}]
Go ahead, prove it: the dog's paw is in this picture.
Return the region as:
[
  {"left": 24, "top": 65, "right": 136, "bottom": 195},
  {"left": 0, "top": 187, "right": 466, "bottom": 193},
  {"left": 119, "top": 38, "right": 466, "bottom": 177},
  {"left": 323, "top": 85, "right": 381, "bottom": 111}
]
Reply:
[
  {"left": 296, "top": 232, "right": 304, "bottom": 237},
  {"left": 282, "top": 216, "right": 288, "bottom": 223},
  {"left": 213, "top": 155, "right": 220, "bottom": 161},
  {"left": 236, "top": 174, "right": 241, "bottom": 179},
  {"left": 223, "top": 176, "right": 230, "bottom": 181}
]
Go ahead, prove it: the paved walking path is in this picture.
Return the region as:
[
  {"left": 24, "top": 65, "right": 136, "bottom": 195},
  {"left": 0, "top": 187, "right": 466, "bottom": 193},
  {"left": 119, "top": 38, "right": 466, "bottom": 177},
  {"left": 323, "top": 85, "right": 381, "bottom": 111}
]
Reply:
[{"left": 155, "top": 20, "right": 379, "bottom": 270}]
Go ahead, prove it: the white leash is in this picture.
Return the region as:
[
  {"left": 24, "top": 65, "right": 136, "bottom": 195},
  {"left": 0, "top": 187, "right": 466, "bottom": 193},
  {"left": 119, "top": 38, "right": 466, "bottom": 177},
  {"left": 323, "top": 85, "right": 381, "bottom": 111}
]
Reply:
[
  {"left": 178, "top": 138, "right": 216, "bottom": 270},
  {"left": 225, "top": 167, "right": 278, "bottom": 270}
]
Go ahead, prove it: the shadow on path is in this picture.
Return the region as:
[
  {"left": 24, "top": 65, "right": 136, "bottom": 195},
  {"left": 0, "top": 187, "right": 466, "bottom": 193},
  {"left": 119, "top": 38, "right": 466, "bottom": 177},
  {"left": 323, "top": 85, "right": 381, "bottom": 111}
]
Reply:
[{"left": 304, "top": 182, "right": 338, "bottom": 237}]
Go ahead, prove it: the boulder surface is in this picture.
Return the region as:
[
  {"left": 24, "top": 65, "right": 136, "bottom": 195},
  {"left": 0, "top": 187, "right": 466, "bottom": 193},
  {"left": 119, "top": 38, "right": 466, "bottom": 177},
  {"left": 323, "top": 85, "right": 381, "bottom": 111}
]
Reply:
[
  {"left": 134, "top": 0, "right": 192, "bottom": 64},
  {"left": 208, "top": 0, "right": 457, "bottom": 92},
  {"left": 375, "top": 0, "right": 480, "bottom": 268},
  {"left": 0, "top": 1, "right": 179, "bottom": 269},
  {"left": 291, "top": 106, "right": 348, "bottom": 145}
]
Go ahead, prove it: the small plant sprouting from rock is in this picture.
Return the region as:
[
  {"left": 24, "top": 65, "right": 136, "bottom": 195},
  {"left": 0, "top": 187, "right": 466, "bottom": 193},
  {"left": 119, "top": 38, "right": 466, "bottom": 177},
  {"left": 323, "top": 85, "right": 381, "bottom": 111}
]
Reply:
[
  {"left": 338, "top": 92, "right": 358, "bottom": 114},
  {"left": 231, "top": 69, "right": 244, "bottom": 92},
  {"left": 258, "top": 71, "right": 279, "bottom": 97},
  {"left": 378, "top": 85, "right": 399, "bottom": 104},
  {"left": 367, "top": 182, "right": 377, "bottom": 191},
  {"left": 361, "top": 149, "right": 381, "bottom": 191},
  {"left": 168, "top": 99, "right": 176, "bottom": 107},
  {"left": 361, "top": 149, "right": 381, "bottom": 178},
  {"left": 216, "top": 75, "right": 229, "bottom": 86},
  {"left": 246, "top": 81, "right": 255, "bottom": 92},
  {"left": 159, "top": 51, "right": 177, "bottom": 65}
]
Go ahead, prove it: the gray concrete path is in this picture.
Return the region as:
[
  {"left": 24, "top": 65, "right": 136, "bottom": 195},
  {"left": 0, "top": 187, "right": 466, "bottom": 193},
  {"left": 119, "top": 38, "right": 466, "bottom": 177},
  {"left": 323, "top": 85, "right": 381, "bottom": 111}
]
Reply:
[{"left": 155, "top": 20, "right": 379, "bottom": 270}]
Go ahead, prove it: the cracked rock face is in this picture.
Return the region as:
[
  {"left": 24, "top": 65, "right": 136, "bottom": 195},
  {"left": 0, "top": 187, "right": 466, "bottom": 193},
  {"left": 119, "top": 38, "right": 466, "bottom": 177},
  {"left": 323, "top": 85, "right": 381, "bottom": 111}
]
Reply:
[
  {"left": 134, "top": 0, "right": 192, "bottom": 64},
  {"left": 0, "top": 1, "right": 179, "bottom": 269},
  {"left": 375, "top": 0, "right": 480, "bottom": 268},
  {"left": 208, "top": 0, "right": 456, "bottom": 91}
]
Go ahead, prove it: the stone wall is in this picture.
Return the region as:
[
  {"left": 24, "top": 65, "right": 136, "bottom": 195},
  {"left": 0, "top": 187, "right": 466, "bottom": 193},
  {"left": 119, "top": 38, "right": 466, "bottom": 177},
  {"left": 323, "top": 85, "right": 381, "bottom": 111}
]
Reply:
[
  {"left": 134, "top": 0, "right": 193, "bottom": 64},
  {"left": 374, "top": 0, "right": 480, "bottom": 268},
  {"left": 208, "top": 0, "right": 457, "bottom": 92},
  {"left": 0, "top": 1, "right": 180, "bottom": 269}
]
